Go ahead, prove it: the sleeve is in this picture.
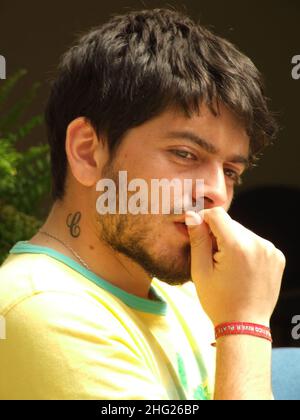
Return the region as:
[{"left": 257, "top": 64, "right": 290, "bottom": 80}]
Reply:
[{"left": 0, "top": 291, "right": 169, "bottom": 400}]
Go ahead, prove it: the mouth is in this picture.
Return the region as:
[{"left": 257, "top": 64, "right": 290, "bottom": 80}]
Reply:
[
  {"left": 172, "top": 214, "right": 218, "bottom": 252},
  {"left": 173, "top": 213, "right": 187, "bottom": 223},
  {"left": 172, "top": 213, "right": 192, "bottom": 238},
  {"left": 174, "top": 221, "right": 189, "bottom": 237}
]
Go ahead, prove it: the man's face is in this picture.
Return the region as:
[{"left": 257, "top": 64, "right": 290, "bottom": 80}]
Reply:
[{"left": 96, "top": 103, "right": 250, "bottom": 285}]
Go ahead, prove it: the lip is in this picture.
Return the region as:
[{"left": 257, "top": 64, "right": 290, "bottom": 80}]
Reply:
[
  {"left": 173, "top": 214, "right": 187, "bottom": 223},
  {"left": 174, "top": 221, "right": 189, "bottom": 237}
]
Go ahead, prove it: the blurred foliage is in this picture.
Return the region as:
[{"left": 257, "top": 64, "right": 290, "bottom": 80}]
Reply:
[
  {"left": 0, "top": 202, "right": 42, "bottom": 259},
  {"left": 0, "top": 69, "right": 50, "bottom": 264}
]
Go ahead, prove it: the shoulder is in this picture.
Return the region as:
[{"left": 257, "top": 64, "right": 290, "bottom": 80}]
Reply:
[{"left": 0, "top": 253, "right": 132, "bottom": 334}]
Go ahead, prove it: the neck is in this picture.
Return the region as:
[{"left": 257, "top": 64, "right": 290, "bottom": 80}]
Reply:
[{"left": 30, "top": 200, "right": 153, "bottom": 300}]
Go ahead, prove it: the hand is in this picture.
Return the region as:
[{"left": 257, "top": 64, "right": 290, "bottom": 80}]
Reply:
[{"left": 185, "top": 207, "right": 286, "bottom": 327}]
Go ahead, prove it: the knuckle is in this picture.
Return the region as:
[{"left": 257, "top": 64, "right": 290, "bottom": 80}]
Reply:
[
  {"left": 231, "top": 239, "right": 247, "bottom": 255},
  {"left": 263, "top": 238, "right": 276, "bottom": 250},
  {"left": 276, "top": 249, "right": 286, "bottom": 266},
  {"left": 259, "top": 238, "right": 276, "bottom": 254}
]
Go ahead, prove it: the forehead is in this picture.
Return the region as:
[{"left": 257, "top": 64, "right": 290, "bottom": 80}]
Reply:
[{"left": 118, "top": 102, "right": 250, "bottom": 158}]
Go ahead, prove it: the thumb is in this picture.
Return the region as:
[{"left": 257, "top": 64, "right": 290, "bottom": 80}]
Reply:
[{"left": 185, "top": 211, "right": 213, "bottom": 279}]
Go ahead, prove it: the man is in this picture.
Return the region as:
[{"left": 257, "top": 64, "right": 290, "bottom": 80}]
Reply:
[{"left": 0, "top": 8, "right": 285, "bottom": 400}]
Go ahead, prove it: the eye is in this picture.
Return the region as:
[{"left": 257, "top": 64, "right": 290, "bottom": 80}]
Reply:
[
  {"left": 224, "top": 168, "right": 243, "bottom": 185},
  {"left": 170, "top": 149, "right": 197, "bottom": 160}
]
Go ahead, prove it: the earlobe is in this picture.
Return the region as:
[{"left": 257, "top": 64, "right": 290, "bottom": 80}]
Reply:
[{"left": 65, "top": 117, "right": 101, "bottom": 187}]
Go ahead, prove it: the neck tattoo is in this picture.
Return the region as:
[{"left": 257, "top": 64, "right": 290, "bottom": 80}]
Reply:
[{"left": 66, "top": 211, "right": 81, "bottom": 238}]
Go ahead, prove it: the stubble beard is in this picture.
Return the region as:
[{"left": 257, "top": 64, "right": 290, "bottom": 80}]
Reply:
[{"left": 96, "top": 162, "right": 192, "bottom": 286}]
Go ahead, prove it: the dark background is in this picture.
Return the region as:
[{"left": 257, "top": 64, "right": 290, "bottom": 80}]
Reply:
[
  {"left": 0, "top": 0, "right": 299, "bottom": 346},
  {"left": 1, "top": 0, "right": 299, "bottom": 189}
]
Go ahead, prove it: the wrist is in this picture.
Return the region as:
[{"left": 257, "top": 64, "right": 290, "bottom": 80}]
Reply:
[
  {"left": 211, "top": 315, "right": 271, "bottom": 328},
  {"left": 214, "top": 334, "right": 273, "bottom": 362},
  {"left": 214, "top": 334, "right": 273, "bottom": 400}
]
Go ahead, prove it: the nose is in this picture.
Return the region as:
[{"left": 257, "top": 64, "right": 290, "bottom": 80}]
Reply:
[{"left": 193, "top": 165, "right": 228, "bottom": 209}]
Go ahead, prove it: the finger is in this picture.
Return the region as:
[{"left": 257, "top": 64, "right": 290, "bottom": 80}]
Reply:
[
  {"left": 199, "top": 207, "right": 236, "bottom": 248},
  {"left": 185, "top": 211, "right": 214, "bottom": 279}
]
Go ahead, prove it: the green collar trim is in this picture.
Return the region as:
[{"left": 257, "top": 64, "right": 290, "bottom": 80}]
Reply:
[{"left": 9, "top": 241, "right": 168, "bottom": 316}]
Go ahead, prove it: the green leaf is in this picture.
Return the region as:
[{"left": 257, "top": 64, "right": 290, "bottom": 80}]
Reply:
[
  {"left": 17, "top": 115, "right": 43, "bottom": 139},
  {"left": 0, "top": 69, "right": 27, "bottom": 110},
  {"left": 0, "top": 69, "right": 50, "bottom": 229},
  {"left": 0, "top": 202, "right": 42, "bottom": 264}
]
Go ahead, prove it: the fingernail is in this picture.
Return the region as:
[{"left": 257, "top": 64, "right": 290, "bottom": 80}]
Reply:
[{"left": 185, "top": 211, "right": 203, "bottom": 226}]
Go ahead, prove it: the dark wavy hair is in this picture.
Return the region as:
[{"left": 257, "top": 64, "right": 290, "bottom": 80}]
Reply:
[{"left": 45, "top": 8, "right": 278, "bottom": 199}]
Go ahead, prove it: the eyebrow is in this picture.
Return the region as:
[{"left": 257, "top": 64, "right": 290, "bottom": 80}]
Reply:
[{"left": 165, "top": 130, "right": 250, "bottom": 167}]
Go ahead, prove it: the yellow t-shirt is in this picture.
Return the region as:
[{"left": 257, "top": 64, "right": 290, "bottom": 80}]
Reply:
[{"left": 0, "top": 241, "right": 216, "bottom": 400}]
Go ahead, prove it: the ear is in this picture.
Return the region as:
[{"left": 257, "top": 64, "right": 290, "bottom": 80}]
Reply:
[{"left": 65, "top": 117, "right": 106, "bottom": 187}]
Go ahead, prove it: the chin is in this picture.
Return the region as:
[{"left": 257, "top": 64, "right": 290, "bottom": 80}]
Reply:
[{"left": 149, "top": 245, "right": 191, "bottom": 282}]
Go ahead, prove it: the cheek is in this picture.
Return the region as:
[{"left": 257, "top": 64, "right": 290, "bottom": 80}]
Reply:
[
  {"left": 118, "top": 155, "right": 154, "bottom": 180},
  {"left": 118, "top": 145, "right": 173, "bottom": 179}
]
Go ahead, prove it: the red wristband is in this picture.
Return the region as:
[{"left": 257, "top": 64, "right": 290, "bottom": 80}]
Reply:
[{"left": 211, "top": 322, "right": 272, "bottom": 347}]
